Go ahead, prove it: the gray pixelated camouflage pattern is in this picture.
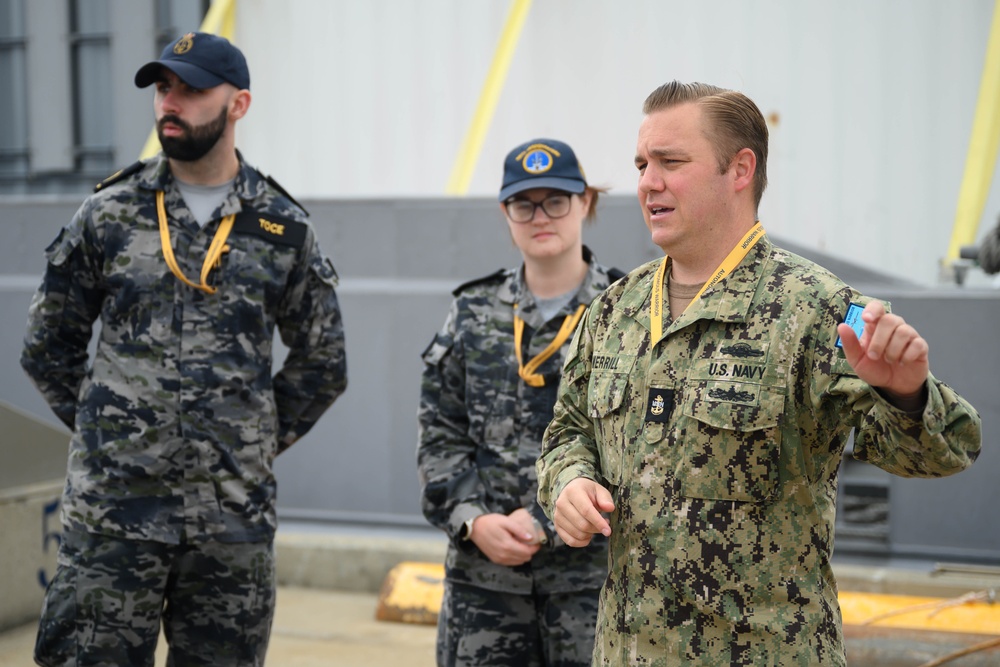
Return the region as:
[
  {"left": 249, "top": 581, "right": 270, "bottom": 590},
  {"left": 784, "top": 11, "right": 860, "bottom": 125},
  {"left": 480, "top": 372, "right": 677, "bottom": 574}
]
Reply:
[
  {"left": 21, "top": 153, "right": 347, "bottom": 545},
  {"left": 35, "top": 529, "right": 273, "bottom": 666},
  {"left": 418, "top": 248, "right": 616, "bottom": 595},
  {"left": 437, "top": 580, "right": 599, "bottom": 667},
  {"left": 538, "top": 235, "right": 981, "bottom": 666}
]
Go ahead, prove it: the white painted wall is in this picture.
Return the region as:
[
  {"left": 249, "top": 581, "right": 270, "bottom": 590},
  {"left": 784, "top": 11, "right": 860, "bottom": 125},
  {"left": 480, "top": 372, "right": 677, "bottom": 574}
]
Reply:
[{"left": 229, "top": 0, "right": 1000, "bottom": 286}]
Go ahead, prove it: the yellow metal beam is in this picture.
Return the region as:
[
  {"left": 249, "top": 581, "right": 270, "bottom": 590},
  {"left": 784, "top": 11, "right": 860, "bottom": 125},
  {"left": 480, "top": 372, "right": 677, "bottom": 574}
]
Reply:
[
  {"left": 139, "top": 0, "right": 238, "bottom": 160},
  {"left": 201, "top": 0, "right": 237, "bottom": 36},
  {"left": 446, "top": 0, "right": 533, "bottom": 195},
  {"left": 946, "top": 0, "right": 1000, "bottom": 263}
]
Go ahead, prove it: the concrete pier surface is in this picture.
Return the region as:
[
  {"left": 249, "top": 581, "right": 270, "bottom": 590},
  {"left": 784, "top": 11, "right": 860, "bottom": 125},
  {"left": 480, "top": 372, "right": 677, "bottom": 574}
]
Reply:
[
  {"left": 1, "top": 523, "right": 997, "bottom": 666},
  {"left": 0, "top": 523, "right": 446, "bottom": 667},
  {"left": 0, "top": 586, "right": 438, "bottom": 667}
]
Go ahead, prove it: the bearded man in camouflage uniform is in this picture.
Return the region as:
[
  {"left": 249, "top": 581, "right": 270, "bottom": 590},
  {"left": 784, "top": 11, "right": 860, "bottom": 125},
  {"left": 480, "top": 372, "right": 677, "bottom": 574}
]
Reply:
[
  {"left": 537, "top": 81, "right": 981, "bottom": 666},
  {"left": 21, "top": 33, "right": 347, "bottom": 666}
]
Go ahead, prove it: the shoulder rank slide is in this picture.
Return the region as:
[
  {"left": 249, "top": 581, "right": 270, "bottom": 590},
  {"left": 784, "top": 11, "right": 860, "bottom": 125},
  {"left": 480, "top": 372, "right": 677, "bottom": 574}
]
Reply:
[
  {"left": 94, "top": 160, "right": 144, "bottom": 193},
  {"left": 452, "top": 268, "right": 507, "bottom": 296},
  {"left": 255, "top": 168, "right": 309, "bottom": 217}
]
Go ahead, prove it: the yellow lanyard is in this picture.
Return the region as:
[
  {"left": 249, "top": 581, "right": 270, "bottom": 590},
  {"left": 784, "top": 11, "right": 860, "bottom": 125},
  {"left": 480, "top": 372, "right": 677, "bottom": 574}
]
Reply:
[
  {"left": 650, "top": 222, "right": 765, "bottom": 344},
  {"left": 513, "top": 303, "right": 587, "bottom": 387},
  {"left": 156, "top": 190, "right": 234, "bottom": 295}
]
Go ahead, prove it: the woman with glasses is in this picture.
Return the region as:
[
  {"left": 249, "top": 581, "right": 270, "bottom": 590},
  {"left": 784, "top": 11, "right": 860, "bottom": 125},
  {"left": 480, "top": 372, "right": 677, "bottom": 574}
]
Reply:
[{"left": 417, "top": 138, "right": 622, "bottom": 666}]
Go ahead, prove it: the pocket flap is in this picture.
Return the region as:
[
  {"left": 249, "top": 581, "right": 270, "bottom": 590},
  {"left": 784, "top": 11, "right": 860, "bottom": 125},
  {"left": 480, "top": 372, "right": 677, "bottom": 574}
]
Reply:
[
  {"left": 684, "top": 380, "right": 782, "bottom": 431},
  {"left": 587, "top": 353, "right": 636, "bottom": 418}
]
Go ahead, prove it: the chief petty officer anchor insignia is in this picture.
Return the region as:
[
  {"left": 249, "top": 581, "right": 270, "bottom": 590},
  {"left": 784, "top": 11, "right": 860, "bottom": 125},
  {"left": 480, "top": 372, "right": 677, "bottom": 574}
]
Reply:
[{"left": 646, "top": 388, "right": 674, "bottom": 423}]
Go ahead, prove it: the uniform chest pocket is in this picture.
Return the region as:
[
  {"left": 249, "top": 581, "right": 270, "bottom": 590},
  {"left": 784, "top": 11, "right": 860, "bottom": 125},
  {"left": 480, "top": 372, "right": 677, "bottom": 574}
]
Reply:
[
  {"left": 677, "top": 381, "right": 784, "bottom": 503},
  {"left": 588, "top": 364, "right": 634, "bottom": 487},
  {"left": 220, "top": 236, "right": 297, "bottom": 307}
]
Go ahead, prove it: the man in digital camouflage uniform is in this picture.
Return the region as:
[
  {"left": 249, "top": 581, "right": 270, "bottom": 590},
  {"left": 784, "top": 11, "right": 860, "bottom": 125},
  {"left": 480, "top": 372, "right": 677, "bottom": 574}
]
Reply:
[
  {"left": 21, "top": 32, "right": 347, "bottom": 666},
  {"left": 536, "top": 81, "right": 981, "bottom": 666}
]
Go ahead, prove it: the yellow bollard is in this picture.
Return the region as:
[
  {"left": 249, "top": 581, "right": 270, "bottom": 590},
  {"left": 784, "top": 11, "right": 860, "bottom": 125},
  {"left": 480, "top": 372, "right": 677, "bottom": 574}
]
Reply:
[{"left": 375, "top": 561, "right": 445, "bottom": 625}]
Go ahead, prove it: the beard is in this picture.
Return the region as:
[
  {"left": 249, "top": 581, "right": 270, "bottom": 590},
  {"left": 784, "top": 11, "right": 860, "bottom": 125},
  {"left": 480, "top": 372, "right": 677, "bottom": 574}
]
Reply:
[{"left": 157, "top": 106, "right": 228, "bottom": 162}]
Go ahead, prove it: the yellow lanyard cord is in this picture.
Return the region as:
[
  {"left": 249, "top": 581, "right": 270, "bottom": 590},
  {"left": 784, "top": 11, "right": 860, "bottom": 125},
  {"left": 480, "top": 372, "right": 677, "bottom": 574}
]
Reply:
[
  {"left": 514, "top": 303, "right": 587, "bottom": 387},
  {"left": 156, "top": 190, "right": 234, "bottom": 295},
  {"left": 650, "top": 222, "right": 765, "bottom": 344}
]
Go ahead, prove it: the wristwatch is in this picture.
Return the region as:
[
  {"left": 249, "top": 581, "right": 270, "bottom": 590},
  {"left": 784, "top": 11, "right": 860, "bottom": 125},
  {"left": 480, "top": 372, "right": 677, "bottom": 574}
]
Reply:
[{"left": 460, "top": 516, "right": 477, "bottom": 541}]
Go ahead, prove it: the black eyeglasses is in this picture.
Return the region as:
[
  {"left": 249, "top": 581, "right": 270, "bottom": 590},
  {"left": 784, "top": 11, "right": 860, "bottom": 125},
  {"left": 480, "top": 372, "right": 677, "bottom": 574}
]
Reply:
[{"left": 503, "top": 193, "right": 573, "bottom": 223}]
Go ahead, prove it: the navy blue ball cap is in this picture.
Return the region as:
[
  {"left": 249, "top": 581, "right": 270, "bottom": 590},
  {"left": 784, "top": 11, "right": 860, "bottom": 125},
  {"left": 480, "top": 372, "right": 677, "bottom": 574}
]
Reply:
[
  {"left": 134, "top": 32, "right": 250, "bottom": 91},
  {"left": 498, "top": 138, "right": 587, "bottom": 201}
]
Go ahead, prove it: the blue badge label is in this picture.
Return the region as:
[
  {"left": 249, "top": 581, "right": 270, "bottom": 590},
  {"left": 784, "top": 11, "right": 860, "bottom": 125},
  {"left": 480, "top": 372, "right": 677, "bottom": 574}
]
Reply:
[{"left": 835, "top": 302, "right": 866, "bottom": 348}]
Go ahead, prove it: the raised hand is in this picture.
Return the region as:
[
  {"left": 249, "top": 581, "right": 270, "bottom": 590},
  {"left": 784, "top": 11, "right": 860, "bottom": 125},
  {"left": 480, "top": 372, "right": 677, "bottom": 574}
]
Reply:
[{"left": 837, "top": 300, "right": 929, "bottom": 397}]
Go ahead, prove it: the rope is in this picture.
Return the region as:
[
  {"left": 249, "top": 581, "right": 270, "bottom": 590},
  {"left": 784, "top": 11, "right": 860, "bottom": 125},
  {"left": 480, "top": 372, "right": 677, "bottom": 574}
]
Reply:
[
  {"left": 855, "top": 589, "right": 1000, "bottom": 667},
  {"left": 859, "top": 589, "right": 995, "bottom": 626},
  {"left": 916, "top": 636, "right": 1000, "bottom": 667}
]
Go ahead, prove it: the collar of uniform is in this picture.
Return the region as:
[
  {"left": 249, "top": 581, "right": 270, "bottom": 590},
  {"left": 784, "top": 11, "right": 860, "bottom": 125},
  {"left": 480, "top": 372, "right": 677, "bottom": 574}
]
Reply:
[
  {"left": 495, "top": 267, "right": 523, "bottom": 307},
  {"left": 576, "top": 246, "right": 615, "bottom": 308},
  {"left": 137, "top": 150, "right": 260, "bottom": 220},
  {"left": 231, "top": 150, "right": 269, "bottom": 203},
  {"left": 136, "top": 152, "right": 173, "bottom": 192},
  {"left": 613, "top": 236, "right": 773, "bottom": 332},
  {"left": 672, "top": 235, "right": 772, "bottom": 328},
  {"left": 138, "top": 151, "right": 254, "bottom": 228},
  {"left": 611, "top": 257, "right": 662, "bottom": 329},
  {"left": 502, "top": 246, "right": 607, "bottom": 329},
  {"left": 497, "top": 245, "right": 605, "bottom": 307}
]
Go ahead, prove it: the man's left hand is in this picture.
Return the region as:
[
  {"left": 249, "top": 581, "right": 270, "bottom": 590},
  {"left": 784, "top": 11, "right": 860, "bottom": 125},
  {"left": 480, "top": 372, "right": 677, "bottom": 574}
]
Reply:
[{"left": 837, "top": 300, "right": 929, "bottom": 396}]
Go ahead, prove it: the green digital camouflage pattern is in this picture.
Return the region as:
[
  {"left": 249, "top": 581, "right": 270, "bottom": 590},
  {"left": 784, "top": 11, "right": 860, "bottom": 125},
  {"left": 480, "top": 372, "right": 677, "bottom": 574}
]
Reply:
[
  {"left": 418, "top": 247, "right": 616, "bottom": 596},
  {"left": 538, "top": 235, "right": 981, "bottom": 666},
  {"left": 21, "top": 153, "right": 348, "bottom": 545},
  {"left": 35, "top": 529, "right": 274, "bottom": 666}
]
